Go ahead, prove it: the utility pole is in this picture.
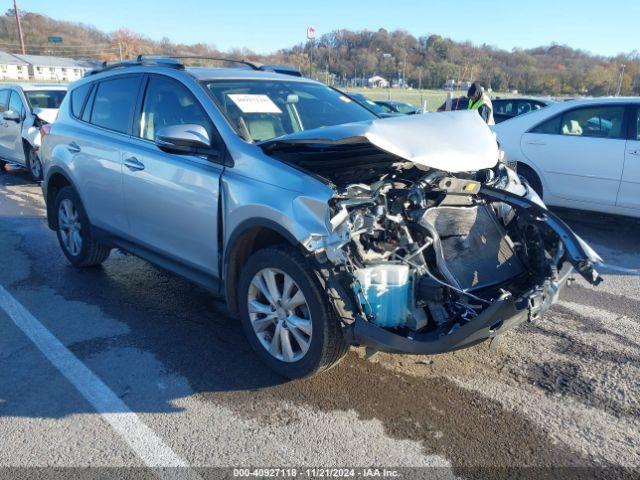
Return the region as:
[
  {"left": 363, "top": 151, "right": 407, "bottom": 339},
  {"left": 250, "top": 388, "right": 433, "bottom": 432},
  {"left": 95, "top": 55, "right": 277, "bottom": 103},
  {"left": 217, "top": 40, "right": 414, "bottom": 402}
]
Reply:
[
  {"left": 616, "top": 64, "right": 626, "bottom": 96},
  {"left": 118, "top": 42, "right": 123, "bottom": 61},
  {"left": 13, "top": 0, "right": 26, "bottom": 55}
]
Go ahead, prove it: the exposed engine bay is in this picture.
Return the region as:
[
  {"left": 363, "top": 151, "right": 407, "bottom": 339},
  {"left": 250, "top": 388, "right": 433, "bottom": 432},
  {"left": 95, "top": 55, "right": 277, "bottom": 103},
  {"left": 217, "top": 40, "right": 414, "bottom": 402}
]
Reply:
[{"left": 262, "top": 112, "right": 602, "bottom": 353}]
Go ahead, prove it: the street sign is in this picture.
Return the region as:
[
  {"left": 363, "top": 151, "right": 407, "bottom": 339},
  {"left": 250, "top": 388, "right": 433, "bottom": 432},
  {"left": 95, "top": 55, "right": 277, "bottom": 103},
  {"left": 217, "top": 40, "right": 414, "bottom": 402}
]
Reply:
[
  {"left": 47, "top": 36, "right": 63, "bottom": 43},
  {"left": 306, "top": 26, "right": 316, "bottom": 40}
]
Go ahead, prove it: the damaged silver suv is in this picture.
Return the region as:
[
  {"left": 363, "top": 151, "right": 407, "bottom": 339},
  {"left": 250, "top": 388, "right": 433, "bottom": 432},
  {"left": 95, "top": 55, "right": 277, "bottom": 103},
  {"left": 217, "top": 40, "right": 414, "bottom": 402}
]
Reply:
[{"left": 41, "top": 57, "right": 602, "bottom": 378}]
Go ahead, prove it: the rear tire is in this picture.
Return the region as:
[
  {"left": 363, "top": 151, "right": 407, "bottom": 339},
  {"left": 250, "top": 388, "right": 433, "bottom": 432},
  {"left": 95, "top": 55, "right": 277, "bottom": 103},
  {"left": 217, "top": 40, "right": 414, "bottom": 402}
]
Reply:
[
  {"left": 518, "top": 163, "right": 543, "bottom": 198},
  {"left": 54, "top": 186, "right": 111, "bottom": 267},
  {"left": 25, "top": 146, "right": 43, "bottom": 182},
  {"left": 237, "top": 245, "right": 349, "bottom": 379}
]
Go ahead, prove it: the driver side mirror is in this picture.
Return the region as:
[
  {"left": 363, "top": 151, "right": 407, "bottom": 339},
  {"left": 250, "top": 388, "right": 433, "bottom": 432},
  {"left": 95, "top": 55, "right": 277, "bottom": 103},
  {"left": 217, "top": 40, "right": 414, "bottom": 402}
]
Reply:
[
  {"left": 3, "top": 110, "right": 21, "bottom": 122},
  {"left": 155, "top": 124, "right": 215, "bottom": 156}
]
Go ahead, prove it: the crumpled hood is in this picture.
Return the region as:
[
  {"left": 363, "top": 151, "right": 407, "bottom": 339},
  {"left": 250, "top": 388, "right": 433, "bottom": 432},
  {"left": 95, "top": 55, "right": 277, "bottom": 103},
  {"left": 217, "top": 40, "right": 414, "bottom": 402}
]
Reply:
[
  {"left": 32, "top": 108, "right": 58, "bottom": 124},
  {"left": 260, "top": 110, "right": 499, "bottom": 173}
]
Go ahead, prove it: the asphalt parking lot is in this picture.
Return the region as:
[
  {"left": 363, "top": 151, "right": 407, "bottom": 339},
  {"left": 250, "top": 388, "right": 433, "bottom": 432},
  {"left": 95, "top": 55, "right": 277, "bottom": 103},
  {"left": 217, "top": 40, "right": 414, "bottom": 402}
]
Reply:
[{"left": 0, "top": 166, "right": 639, "bottom": 479}]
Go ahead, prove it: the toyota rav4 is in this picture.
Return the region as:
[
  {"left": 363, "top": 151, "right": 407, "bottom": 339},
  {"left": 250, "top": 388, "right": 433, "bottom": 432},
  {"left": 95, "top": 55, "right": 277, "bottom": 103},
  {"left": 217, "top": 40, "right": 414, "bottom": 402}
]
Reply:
[{"left": 40, "top": 57, "right": 602, "bottom": 378}]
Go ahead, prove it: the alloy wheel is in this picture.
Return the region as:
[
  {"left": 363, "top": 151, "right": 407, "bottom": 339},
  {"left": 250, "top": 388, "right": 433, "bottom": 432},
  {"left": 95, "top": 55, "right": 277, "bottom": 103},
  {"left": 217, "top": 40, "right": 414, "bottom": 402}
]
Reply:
[
  {"left": 29, "top": 150, "right": 42, "bottom": 180},
  {"left": 58, "top": 199, "right": 82, "bottom": 256},
  {"left": 247, "top": 268, "right": 313, "bottom": 363}
]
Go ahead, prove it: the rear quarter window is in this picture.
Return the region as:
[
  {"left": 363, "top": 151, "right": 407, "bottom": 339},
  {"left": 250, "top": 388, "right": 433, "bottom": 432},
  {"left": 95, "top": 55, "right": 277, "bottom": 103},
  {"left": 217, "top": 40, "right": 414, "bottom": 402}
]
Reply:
[{"left": 70, "top": 83, "right": 92, "bottom": 118}]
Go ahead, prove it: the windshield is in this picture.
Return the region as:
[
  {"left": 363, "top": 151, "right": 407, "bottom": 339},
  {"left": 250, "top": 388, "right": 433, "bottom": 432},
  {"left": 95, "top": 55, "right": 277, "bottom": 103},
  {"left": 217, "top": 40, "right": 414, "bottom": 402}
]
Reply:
[
  {"left": 24, "top": 90, "right": 66, "bottom": 110},
  {"left": 202, "top": 80, "right": 377, "bottom": 142}
]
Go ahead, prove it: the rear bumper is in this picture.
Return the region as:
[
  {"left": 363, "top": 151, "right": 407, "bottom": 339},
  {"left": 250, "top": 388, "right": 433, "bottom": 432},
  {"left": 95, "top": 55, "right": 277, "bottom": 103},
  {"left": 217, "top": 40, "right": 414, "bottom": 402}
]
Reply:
[{"left": 347, "top": 264, "right": 573, "bottom": 355}]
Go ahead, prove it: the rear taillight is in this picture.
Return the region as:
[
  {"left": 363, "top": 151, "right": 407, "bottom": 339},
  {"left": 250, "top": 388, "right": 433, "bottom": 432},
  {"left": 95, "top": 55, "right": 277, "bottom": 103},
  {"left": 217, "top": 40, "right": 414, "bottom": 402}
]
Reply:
[{"left": 40, "top": 124, "right": 52, "bottom": 138}]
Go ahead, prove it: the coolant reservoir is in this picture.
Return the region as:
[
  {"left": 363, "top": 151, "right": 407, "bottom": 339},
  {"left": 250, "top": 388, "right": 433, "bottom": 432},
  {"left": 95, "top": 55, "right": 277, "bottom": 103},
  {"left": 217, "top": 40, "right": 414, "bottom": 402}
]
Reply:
[{"left": 355, "top": 264, "right": 411, "bottom": 328}]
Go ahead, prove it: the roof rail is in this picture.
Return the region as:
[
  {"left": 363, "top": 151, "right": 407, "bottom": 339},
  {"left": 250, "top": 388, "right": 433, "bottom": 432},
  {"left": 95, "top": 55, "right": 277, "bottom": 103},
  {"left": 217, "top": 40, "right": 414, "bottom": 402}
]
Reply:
[
  {"left": 85, "top": 55, "right": 302, "bottom": 77},
  {"left": 138, "top": 55, "right": 261, "bottom": 70},
  {"left": 86, "top": 57, "right": 184, "bottom": 76}
]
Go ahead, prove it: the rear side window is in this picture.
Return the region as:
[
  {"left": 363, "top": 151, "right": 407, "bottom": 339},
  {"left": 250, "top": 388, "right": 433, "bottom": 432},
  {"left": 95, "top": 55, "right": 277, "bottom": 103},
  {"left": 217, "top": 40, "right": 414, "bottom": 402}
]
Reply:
[
  {"left": 70, "top": 83, "right": 92, "bottom": 118},
  {"left": 89, "top": 76, "right": 141, "bottom": 134},
  {"left": 0, "top": 90, "right": 9, "bottom": 112}
]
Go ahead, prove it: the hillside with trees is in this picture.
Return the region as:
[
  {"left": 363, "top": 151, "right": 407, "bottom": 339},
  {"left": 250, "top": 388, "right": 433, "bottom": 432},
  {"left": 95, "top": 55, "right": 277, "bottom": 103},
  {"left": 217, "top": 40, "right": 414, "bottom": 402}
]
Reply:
[{"left": 0, "top": 9, "right": 638, "bottom": 96}]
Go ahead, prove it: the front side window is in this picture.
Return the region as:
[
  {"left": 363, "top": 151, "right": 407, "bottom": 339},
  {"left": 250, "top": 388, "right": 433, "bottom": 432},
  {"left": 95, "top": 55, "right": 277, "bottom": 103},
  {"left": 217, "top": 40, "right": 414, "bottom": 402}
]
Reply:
[
  {"left": 531, "top": 115, "right": 561, "bottom": 134},
  {"left": 559, "top": 106, "right": 625, "bottom": 139},
  {"left": 25, "top": 90, "right": 66, "bottom": 110},
  {"left": 203, "top": 80, "right": 376, "bottom": 142},
  {"left": 8, "top": 91, "right": 24, "bottom": 117},
  {"left": 138, "top": 77, "right": 212, "bottom": 141},
  {"left": 89, "top": 76, "right": 141, "bottom": 134},
  {"left": 635, "top": 109, "right": 640, "bottom": 141},
  {"left": 494, "top": 101, "right": 513, "bottom": 115}
]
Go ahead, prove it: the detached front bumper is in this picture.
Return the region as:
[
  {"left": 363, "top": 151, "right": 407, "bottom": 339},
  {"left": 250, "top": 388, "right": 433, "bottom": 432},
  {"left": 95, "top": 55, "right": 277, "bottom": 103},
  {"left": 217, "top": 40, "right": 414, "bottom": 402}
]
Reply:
[{"left": 346, "top": 264, "right": 573, "bottom": 355}]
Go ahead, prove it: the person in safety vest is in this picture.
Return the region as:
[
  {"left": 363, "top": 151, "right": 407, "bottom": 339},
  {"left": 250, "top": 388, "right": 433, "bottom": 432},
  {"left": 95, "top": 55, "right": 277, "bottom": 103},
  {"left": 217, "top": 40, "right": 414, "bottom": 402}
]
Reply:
[{"left": 467, "top": 81, "right": 494, "bottom": 125}]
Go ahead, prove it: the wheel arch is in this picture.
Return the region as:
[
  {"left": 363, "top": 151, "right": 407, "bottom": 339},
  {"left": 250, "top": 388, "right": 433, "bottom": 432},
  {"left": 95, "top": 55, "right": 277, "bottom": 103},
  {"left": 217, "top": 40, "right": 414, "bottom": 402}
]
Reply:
[
  {"left": 223, "top": 218, "right": 300, "bottom": 315},
  {"left": 516, "top": 161, "right": 544, "bottom": 198},
  {"left": 45, "top": 167, "right": 73, "bottom": 230}
]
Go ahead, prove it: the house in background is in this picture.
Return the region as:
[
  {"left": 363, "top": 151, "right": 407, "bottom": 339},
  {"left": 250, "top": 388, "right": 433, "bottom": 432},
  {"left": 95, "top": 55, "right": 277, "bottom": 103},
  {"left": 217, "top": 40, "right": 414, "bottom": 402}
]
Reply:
[
  {"left": 367, "top": 75, "right": 389, "bottom": 88},
  {"left": 11, "top": 54, "right": 86, "bottom": 82},
  {"left": 0, "top": 51, "right": 29, "bottom": 81}
]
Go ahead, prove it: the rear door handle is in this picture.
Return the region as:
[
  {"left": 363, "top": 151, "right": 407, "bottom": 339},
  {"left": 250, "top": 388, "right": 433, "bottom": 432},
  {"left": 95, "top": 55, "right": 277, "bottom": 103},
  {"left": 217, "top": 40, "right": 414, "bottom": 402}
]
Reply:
[
  {"left": 629, "top": 149, "right": 640, "bottom": 156},
  {"left": 67, "top": 142, "right": 81, "bottom": 153},
  {"left": 526, "top": 140, "right": 547, "bottom": 146},
  {"left": 124, "top": 156, "right": 145, "bottom": 171}
]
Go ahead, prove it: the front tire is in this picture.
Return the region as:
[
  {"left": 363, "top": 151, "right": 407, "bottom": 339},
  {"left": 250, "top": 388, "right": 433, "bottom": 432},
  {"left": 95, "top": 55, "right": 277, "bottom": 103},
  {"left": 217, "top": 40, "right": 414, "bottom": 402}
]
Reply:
[
  {"left": 54, "top": 186, "right": 111, "bottom": 267},
  {"left": 238, "top": 246, "right": 348, "bottom": 379},
  {"left": 26, "top": 146, "right": 43, "bottom": 182},
  {"left": 518, "top": 163, "right": 543, "bottom": 198}
]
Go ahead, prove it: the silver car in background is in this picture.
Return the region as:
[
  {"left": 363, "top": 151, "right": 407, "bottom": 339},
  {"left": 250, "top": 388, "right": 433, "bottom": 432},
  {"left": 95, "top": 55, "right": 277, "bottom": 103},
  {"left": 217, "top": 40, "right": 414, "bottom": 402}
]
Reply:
[
  {"left": 40, "top": 57, "right": 601, "bottom": 379},
  {"left": 0, "top": 83, "right": 67, "bottom": 180}
]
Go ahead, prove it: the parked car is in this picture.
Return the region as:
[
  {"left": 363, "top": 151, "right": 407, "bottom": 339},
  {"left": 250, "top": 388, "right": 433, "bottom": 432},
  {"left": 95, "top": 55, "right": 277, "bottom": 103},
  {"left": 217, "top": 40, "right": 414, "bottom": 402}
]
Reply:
[
  {"left": 493, "top": 97, "right": 640, "bottom": 217},
  {"left": 0, "top": 83, "right": 67, "bottom": 180},
  {"left": 436, "top": 96, "right": 468, "bottom": 112},
  {"left": 343, "top": 92, "right": 400, "bottom": 117},
  {"left": 374, "top": 100, "right": 420, "bottom": 115},
  {"left": 492, "top": 97, "right": 554, "bottom": 123},
  {"left": 40, "top": 58, "right": 601, "bottom": 379}
]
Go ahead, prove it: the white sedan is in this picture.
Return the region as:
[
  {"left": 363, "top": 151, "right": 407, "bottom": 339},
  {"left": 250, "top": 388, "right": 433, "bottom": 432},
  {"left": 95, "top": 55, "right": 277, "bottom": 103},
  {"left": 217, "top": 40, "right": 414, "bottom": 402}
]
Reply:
[
  {"left": 493, "top": 97, "right": 640, "bottom": 218},
  {"left": 0, "top": 83, "right": 67, "bottom": 181}
]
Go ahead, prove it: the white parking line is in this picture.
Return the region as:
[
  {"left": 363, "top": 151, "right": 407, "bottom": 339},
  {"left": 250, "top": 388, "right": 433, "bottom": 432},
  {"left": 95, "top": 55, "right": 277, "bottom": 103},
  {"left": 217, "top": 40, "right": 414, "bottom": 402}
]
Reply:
[{"left": 0, "top": 285, "right": 202, "bottom": 480}]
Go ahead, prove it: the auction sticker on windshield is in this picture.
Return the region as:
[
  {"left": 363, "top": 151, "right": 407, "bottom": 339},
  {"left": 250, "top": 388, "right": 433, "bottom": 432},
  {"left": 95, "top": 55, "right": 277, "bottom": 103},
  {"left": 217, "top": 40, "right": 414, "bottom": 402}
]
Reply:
[{"left": 228, "top": 94, "right": 282, "bottom": 113}]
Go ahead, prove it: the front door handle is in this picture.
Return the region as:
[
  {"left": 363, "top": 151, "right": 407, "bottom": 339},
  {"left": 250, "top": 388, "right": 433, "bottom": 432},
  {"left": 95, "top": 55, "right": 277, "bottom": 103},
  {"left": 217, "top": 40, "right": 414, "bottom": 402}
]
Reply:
[
  {"left": 67, "top": 142, "right": 81, "bottom": 153},
  {"left": 526, "top": 140, "right": 547, "bottom": 146},
  {"left": 124, "top": 156, "right": 145, "bottom": 171}
]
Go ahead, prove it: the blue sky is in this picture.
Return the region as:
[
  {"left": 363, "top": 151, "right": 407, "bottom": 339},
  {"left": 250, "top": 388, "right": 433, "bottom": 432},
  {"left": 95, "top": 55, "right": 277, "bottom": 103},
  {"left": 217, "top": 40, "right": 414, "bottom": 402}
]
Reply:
[{"left": 16, "top": 0, "right": 639, "bottom": 56}]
